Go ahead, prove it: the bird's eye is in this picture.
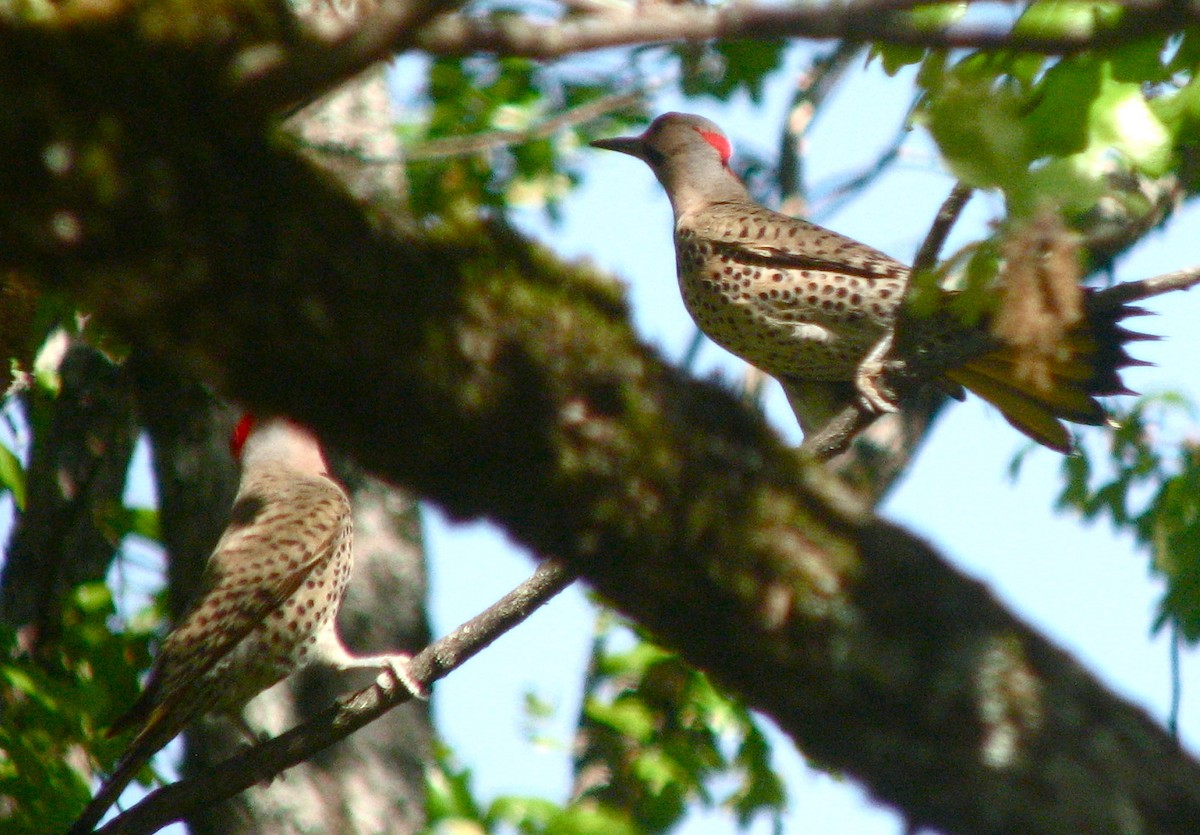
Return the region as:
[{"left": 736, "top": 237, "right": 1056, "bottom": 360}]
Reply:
[{"left": 644, "top": 146, "right": 666, "bottom": 168}]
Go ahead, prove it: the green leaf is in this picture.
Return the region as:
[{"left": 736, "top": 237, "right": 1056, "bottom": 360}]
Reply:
[
  {"left": 678, "top": 40, "right": 787, "bottom": 103},
  {"left": 872, "top": 6, "right": 964, "bottom": 75},
  {"left": 489, "top": 795, "right": 559, "bottom": 830},
  {"left": 730, "top": 726, "right": 785, "bottom": 827},
  {"left": 1025, "top": 57, "right": 1104, "bottom": 158},
  {"left": 92, "top": 502, "right": 161, "bottom": 545},
  {"left": 1168, "top": 28, "right": 1200, "bottom": 73},
  {"left": 547, "top": 805, "right": 641, "bottom": 835},
  {"left": 946, "top": 242, "right": 1000, "bottom": 324},
  {"left": 910, "top": 2, "right": 967, "bottom": 29},
  {"left": 1088, "top": 75, "right": 1173, "bottom": 176},
  {"left": 874, "top": 43, "right": 927, "bottom": 76},
  {"left": 72, "top": 582, "right": 115, "bottom": 616},
  {"left": 918, "top": 69, "right": 1031, "bottom": 189},
  {"left": 0, "top": 439, "right": 25, "bottom": 510},
  {"left": 584, "top": 697, "right": 657, "bottom": 742},
  {"left": 425, "top": 746, "right": 487, "bottom": 824},
  {"left": 1018, "top": 156, "right": 1107, "bottom": 215},
  {"left": 1013, "top": 0, "right": 1106, "bottom": 38},
  {"left": 1107, "top": 36, "right": 1171, "bottom": 83},
  {"left": 1150, "top": 74, "right": 1200, "bottom": 136}
]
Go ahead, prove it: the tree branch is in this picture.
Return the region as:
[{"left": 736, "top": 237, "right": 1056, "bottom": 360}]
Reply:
[
  {"left": 228, "top": 0, "right": 468, "bottom": 116},
  {"left": 96, "top": 561, "right": 576, "bottom": 835},
  {"left": 412, "top": 0, "right": 1192, "bottom": 59},
  {"left": 0, "top": 343, "right": 138, "bottom": 646},
  {"left": 218, "top": 0, "right": 1200, "bottom": 120},
  {"left": 1091, "top": 264, "right": 1200, "bottom": 309},
  {"left": 911, "top": 182, "right": 974, "bottom": 275}
]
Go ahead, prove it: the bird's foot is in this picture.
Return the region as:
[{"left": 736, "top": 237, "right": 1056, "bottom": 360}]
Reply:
[
  {"left": 855, "top": 373, "right": 898, "bottom": 415},
  {"left": 313, "top": 628, "right": 427, "bottom": 699},
  {"left": 855, "top": 334, "right": 900, "bottom": 415},
  {"left": 228, "top": 713, "right": 269, "bottom": 747},
  {"left": 372, "top": 653, "right": 427, "bottom": 701}
]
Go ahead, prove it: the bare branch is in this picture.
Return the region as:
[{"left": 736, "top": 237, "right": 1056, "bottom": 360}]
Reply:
[
  {"left": 797, "top": 402, "right": 876, "bottom": 460},
  {"left": 96, "top": 560, "right": 577, "bottom": 835},
  {"left": 912, "top": 183, "right": 974, "bottom": 275},
  {"left": 777, "top": 42, "right": 865, "bottom": 215},
  {"left": 413, "top": 0, "right": 1192, "bottom": 59},
  {"left": 405, "top": 89, "right": 646, "bottom": 161},
  {"left": 229, "top": 0, "right": 466, "bottom": 115},
  {"left": 224, "top": 0, "right": 1197, "bottom": 119},
  {"left": 1090, "top": 265, "right": 1200, "bottom": 309},
  {"left": 799, "top": 185, "right": 974, "bottom": 465},
  {"left": 809, "top": 124, "right": 909, "bottom": 220}
]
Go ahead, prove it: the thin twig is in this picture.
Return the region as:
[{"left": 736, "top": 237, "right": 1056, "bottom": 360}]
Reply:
[
  {"left": 810, "top": 122, "right": 909, "bottom": 221},
  {"left": 778, "top": 42, "right": 864, "bottom": 214},
  {"left": 911, "top": 183, "right": 973, "bottom": 275},
  {"left": 1089, "top": 265, "right": 1200, "bottom": 310},
  {"left": 1169, "top": 623, "right": 1182, "bottom": 741},
  {"left": 800, "top": 185, "right": 973, "bottom": 463},
  {"left": 406, "top": 89, "right": 646, "bottom": 161},
  {"left": 416, "top": 1, "right": 1192, "bottom": 59},
  {"left": 229, "top": 0, "right": 466, "bottom": 116},
  {"left": 96, "top": 560, "right": 578, "bottom": 835}
]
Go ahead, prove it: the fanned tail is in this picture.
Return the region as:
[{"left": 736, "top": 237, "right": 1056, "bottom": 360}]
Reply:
[{"left": 944, "top": 300, "right": 1156, "bottom": 452}]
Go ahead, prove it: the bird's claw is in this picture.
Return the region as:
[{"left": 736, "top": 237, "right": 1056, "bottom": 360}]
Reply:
[
  {"left": 855, "top": 333, "right": 900, "bottom": 415},
  {"left": 855, "top": 371, "right": 898, "bottom": 415},
  {"left": 374, "top": 654, "right": 428, "bottom": 701}
]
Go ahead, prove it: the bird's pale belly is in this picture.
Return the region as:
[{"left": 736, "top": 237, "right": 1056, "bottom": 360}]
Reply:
[{"left": 675, "top": 252, "right": 901, "bottom": 382}]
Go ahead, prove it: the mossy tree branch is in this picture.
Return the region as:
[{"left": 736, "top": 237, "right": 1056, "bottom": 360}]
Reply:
[{"left": 5, "top": 6, "right": 1200, "bottom": 834}]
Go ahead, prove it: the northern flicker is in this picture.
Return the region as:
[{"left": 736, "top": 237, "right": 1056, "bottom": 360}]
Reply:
[
  {"left": 592, "top": 112, "right": 1147, "bottom": 451},
  {"left": 69, "top": 415, "right": 421, "bottom": 834}
]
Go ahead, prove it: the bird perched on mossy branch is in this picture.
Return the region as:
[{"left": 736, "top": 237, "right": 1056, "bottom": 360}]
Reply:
[{"left": 592, "top": 112, "right": 1153, "bottom": 453}]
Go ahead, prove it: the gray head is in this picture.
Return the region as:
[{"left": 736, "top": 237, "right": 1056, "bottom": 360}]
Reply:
[{"left": 591, "top": 112, "right": 750, "bottom": 216}]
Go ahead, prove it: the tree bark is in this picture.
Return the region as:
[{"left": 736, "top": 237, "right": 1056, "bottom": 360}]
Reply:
[{"left": 0, "top": 343, "right": 137, "bottom": 649}]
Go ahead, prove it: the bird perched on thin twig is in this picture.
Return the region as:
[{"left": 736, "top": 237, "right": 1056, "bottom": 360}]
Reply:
[
  {"left": 592, "top": 112, "right": 1151, "bottom": 452},
  {"left": 68, "top": 414, "right": 421, "bottom": 834}
]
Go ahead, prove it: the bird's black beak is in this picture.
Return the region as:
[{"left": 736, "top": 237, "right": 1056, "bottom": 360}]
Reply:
[{"left": 589, "top": 136, "right": 646, "bottom": 158}]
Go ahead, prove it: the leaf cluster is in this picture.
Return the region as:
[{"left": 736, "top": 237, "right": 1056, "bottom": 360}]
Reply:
[
  {"left": 0, "top": 584, "right": 157, "bottom": 834},
  {"left": 1014, "top": 393, "right": 1200, "bottom": 639},
  {"left": 403, "top": 57, "right": 647, "bottom": 221},
  {"left": 425, "top": 616, "right": 784, "bottom": 834},
  {"left": 876, "top": 4, "right": 1200, "bottom": 296}
]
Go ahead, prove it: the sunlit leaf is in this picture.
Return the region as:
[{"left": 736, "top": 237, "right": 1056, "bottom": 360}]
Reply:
[{"left": 0, "top": 439, "right": 25, "bottom": 510}]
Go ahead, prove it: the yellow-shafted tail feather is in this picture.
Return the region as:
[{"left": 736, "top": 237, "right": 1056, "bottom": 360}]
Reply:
[{"left": 946, "top": 362, "right": 1081, "bottom": 452}]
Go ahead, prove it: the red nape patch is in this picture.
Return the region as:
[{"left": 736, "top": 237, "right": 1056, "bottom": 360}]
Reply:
[
  {"left": 697, "top": 129, "right": 732, "bottom": 164},
  {"left": 230, "top": 414, "right": 257, "bottom": 460}
]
